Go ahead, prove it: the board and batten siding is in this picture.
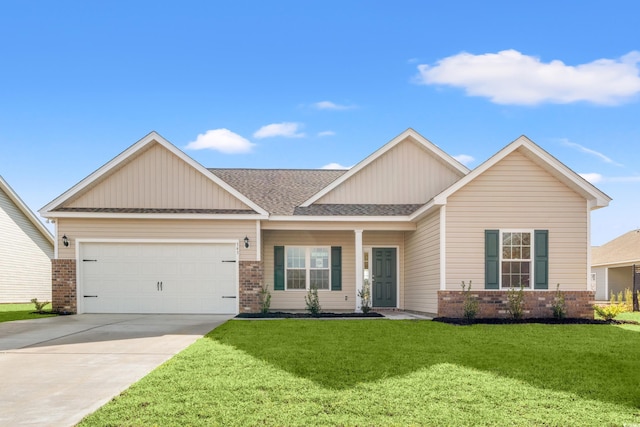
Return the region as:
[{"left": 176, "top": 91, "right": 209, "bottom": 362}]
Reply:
[
  {"left": 263, "top": 230, "right": 405, "bottom": 310},
  {"left": 445, "top": 149, "right": 589, "bottom": 291},
  {"left": 66, "top": 142, "right": 250, "bottom": 210},
  {"left": 0, "top": 188, "right": 53, "bottom": 302},
  {"left": 404, "top": 209, "right": 440, "bottom": 314},
  {"left": 316, "top": 138, "right": 464, "bottom": 204},
  {"left": 57, "top": 218, "right": 257, "bottom": 261}
]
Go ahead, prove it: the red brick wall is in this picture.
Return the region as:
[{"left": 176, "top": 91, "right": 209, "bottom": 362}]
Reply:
[
  {"left": 52, "top": 259, "right": 77, "bottom": 314},
  {"left": 239, "top": 261, "right": 263, "bottom": 313},
  {"left": 438, "top": 290, "right": 594, "bottom": 319}
]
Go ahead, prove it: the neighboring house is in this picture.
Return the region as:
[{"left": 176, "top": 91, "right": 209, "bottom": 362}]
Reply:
[
  {"left": 592, "top": 229, "right": 640, "bottom": 301},
  {"left": 0, "top": 175, "right": 54, "bottom": 303},
  {"left": 39, "top": 129, "right": 610, "bottom": 318}
]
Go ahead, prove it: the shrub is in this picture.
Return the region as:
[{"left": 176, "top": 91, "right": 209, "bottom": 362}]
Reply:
[
  {"left": 31, "top": 298, "right": 50, "bottom": 314},
  {"left": 506, "top": 285, "right": 525, "bottom": 320},
  {"left": 305, "top": 285, "right": 321, "bottom": 316},
  {"left": 259, "top": 285, "right": 271, "bottom": 314},
  {"left": 461, "top": 280, "right": 478, "bottom": 322},
  {"left": 551, "top": 283, "right": 566, "bottom": 319},
  {"left": 594, "top": 303, "right": 627, "bottom": 321},
  {"left": 358, "top": 279, "right": 372, "bottom": 314},
  {"left": 623, "top": 288, "right": 634, "bottom": 312}
]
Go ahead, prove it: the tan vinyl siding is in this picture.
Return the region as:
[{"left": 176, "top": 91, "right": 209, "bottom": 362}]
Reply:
[
  {"left": 263, "top": 230, "right": 404, "bottom": 310},
  {"left": 316, "top": 139, "right": 464, "bottom": 204},
  {"left": 57, "top": 218, "right": 257, "bottom": 261},
  {"left": 404, "top": 209, "right": 440, "bottom": 314},
  {"left": 66, "top": 142, "right": 250, "bottom": 210},
  {"left": 445, "top": 149, "right": 589, "bottom": 291},
  {"left": 0, "top": 188, "right": 53, "bottom": 302}
]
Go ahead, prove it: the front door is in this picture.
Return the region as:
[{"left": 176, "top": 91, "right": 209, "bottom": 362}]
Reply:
[{"left": 372, "top": 248, "right": 397, "bottom": 307}]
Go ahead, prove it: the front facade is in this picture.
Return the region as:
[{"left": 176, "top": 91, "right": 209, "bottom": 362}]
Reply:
[
  {"left": 40, "top": 130, "right": 610, "bottom": 318},
  {"left": 0, "top": 175, "right": 54, "bottom": 302}
]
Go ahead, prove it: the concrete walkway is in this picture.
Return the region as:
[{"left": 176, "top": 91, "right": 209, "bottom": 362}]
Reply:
[{"left": 0, "top": 314, "right": 232, "bottom": 427}]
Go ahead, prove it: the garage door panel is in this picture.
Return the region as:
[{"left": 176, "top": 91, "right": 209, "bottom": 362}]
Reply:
[{"left": 80, "top": 242, "right": 238, "bottom": 314}]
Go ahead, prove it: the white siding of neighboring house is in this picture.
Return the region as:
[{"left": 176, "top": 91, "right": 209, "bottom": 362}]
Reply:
[
  {"left": 445, "top": 149, "right": 589, "bottom": 291},
  {"left": 0, "top": 188, "right": 53, "bottom": 302},
  {"left": 404, "top": 209, "right": 440, "bottom": 314}
]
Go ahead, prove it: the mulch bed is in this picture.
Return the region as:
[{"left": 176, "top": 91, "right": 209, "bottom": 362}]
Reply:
[
  {"left": 433, "top": 317, "right": 640, "bottom": 325},
  {"left": 236, "top": 311, "right": 384, "bottom": 319}
]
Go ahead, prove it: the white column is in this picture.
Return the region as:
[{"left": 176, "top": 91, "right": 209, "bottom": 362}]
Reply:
[{"left": 355, "top": 229, "right": 363, "bottom": 312}]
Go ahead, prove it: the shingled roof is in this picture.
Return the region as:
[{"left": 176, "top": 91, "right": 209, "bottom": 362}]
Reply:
[
  {"left": 592, "top": 229, "right": 640, "bottom": 266},
  {"left": 210, "top": 169, "right": 347, "bottom": 215}
]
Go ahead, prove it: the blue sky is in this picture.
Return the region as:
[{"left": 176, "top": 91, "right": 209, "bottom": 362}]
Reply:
[{"left": 1, "top": 1, "right": 639, "bottom": 245}]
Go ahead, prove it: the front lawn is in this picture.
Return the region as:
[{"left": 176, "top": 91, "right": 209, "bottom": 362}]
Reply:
[
  {"left": 80, "top": 320, "right": 640, "bottom": 426},
  {"left": 0, "top": 303, "right": 57, "bottom": 323}
]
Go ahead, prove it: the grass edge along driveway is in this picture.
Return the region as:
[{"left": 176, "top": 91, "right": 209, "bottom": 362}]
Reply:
[
  {"left": 0, "top": 303, "right": 56, "bottom": 323},
  {"left": 80, "top": 319, "right": 640, "bottom": 426}
]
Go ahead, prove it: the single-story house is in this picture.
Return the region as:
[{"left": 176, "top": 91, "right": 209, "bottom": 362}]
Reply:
[
  {"left": 592, "top": 229, "right": 640, "bottom": 301},
  {"left": 39, "top": 129, "right": 610, "bottom": 318},
  {"left": 1, "top": 175, "right": 54, "bottom": 303}
]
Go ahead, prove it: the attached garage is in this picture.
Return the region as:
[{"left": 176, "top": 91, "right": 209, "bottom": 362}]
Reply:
[{"left": 78, "top": 241, "right": 238, "bottom": 314}]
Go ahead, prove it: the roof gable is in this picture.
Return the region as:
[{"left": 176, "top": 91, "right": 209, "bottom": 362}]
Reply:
[
  {"left": 0, "top": 175, "right": 54, "bottom": 245},
  {"left": 40, "top": 132, "right": 268, "bottom": 217},
  {"left": 301, "top": 129, "right": 469, "bottom": 207}
]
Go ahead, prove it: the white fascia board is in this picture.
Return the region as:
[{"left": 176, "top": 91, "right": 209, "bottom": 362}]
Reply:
[
  {"left": 39, "top": 131, "right": 269, "bottom": 216},
  {"left": 300, "top": 128, "right": 470, "bottom": 207},
  {"left": 592, "top": 260, "right": 640, "bottom": 268},
  {"left": 268, "top": 215, "right": 413, "bottom": 222},
  {"left": 42, "top": 212, "right": 268, "bottom": 220},
  {"left": 0, "top": 175, "right": 54, "bottom": 245},
  {"left": 432, "top": 136, "right": 612, "bottom": 208},
  {"left": 407, "top": 200, "right": 439, "bottom": 222}
]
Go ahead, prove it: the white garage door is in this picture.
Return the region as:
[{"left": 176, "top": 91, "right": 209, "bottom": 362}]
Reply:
[{"left": 80, "top": 242, "right": 238, "bottom": 314}]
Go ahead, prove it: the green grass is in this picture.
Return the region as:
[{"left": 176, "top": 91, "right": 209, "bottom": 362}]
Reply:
[
  {"left": 0, "top": 303, "right": 57, "bottom": 323},
  {"left": 80, "top": 319, "right": 640, "bottom": 426}
]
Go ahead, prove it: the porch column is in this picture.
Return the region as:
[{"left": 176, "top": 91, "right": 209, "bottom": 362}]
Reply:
[{"left": 354, "top": 229, "right": 364, "bottom": 312}]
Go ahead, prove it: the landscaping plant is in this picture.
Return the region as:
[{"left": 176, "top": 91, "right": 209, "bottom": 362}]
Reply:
[
  {"left": 30, "top": 298, "right": 50, "bottom": 314},
  {"left": 506, "top": 285, "right": 525, "bottom": 320},
  {"left": 551, "top": 283, "right": 566, "bottom": 319},
  {"left": 594, "top": 302, "right": 627, "bottom": 321},
  {"left": 305, "top": 285, "right": 321, "bottom": 316},
  {"left": 358, "top": 279, "right": 372, "bottom": 314},
  {"left": 461, "top": 280, "right": 478, "bottom": 322},
  {"left": 259, "top": 284, "right": 271, "bottom": 314}
]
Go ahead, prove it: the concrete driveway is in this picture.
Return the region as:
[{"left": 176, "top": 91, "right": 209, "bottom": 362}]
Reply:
[{"left": 0, "top": 314, "right": 232, "bottom": 426}]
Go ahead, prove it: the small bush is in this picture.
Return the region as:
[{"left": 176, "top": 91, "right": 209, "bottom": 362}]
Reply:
[
  {"left": 594, "top": 303, "right": 627, "bottom": 321},
  {"left": 31, "top": 298, "right": 50, "bottom": 313},
  {"left": 551, "top": 283, "right": 566, "bottom": 319},
  {"left": 305, "top": 285, "right": 321, "bottom": 316},
  {"left": 461, "top": 280, "right": 478, "bottom": 322},
  {"left": 358, "top": 279, "right": 372, "bottom": 314},
  {"left": 506, "top": 285, "right": 525, "bottom": 320},
  {"left": 259, "top": 285, "right": 271, "bottom": 314}
]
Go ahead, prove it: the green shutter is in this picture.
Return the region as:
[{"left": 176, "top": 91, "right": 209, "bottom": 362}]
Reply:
[
  {"left": 534, "top": 230, "right": 548, "bottom": 289},
  {"left": 274, "top": 246, "right": 285, "bottom": 291},
  {"left": 331, "top": 246, "right": 342, "bottom": 291},
  {"left": 485, "top": 230, "right": 500, "bottom": 289}
]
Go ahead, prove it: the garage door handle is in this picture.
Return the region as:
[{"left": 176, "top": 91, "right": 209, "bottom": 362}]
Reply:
[
  {"left": 222, "top": 296, "right": 237, "bottom": 299},
  {"left": 222, "top": 260, "right": 236, "bottom": 263},
  {"left": 84, "top": 295, "right": 98, "bottom": 298}
]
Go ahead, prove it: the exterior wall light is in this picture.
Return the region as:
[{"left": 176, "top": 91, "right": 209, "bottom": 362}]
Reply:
[
  {"left": 244, "top": 236, "right": 250, "bottom": 249},
  {"left": 62, "top": 235, "right": 69, "bottom": 247}
]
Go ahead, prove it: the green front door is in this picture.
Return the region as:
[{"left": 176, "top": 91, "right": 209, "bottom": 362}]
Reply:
[{"left": 372, "top": 248, "right": 397, "bottom": 307}]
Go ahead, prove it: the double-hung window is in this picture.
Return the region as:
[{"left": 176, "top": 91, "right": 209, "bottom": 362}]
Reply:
[
  {"left": 501, "top": 231, "right": 531, "bottom": 288},
  {"left": 286, "top": 247, "right": 330, "bottom": 290}
]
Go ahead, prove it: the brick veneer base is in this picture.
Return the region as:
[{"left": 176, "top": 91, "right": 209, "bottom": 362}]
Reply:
[
  {"left": 239, "top": 261, "right": 263, "bottom": 313},
  {"left": 438, "top": 290, "right": 595, "bottom": 319},
  {"left": 52, "top": 259, "right": 77, "bottom": 314}
]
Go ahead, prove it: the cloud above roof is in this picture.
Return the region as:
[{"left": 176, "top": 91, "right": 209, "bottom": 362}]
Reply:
[
  {"left": 561, "top": 138, "right": 623, "bottom": 166},
  {"left": 253, "top": 122, "right": 305, "bottom": 139},
  {"left": 415, "top": 50, "right": 640, "bottom": 105},
  {"left": 453, "top": 154, "right": 474, "bottom": 166},
  {"left": 321, "top": 162, "right": 351, "bottom": 170},
  {"left": 312, "top": 101, "right": 356, "bottom": 110},
  {"left": 185, "top": 129, "right": 255, "bottom": 154}
]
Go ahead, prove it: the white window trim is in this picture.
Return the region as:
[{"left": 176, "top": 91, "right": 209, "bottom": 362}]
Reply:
[
  {"left": 285, "top": 246, "right": 332, "bottom": 291},
  {"left": 499, "top": 229, "right": 535, "bottom": 290}
]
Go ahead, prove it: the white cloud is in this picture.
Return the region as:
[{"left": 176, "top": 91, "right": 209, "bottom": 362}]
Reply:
[
  {"left": 318, "top": 130, "right": 336, "bottom": 137},
  {"left": 321, "top": 162, "right": 351, "bottom": 170},
  {"left": 253, "top": 122, "right": 305, "bottom": 139},
  {"left": 185, "top": 129, "right": 255, "bottom": 154},
  {"left": 313, "top": 101, "right": 355, "bottom": 110},
  {"left": 561, "top": 139, "right": 623, "bottom": 166},
  {"left": 415, "top": 50, "right": 640, "bottom": 105},
  {"left": 453, "top": 154, "right": 474, "bottom": 165},
  {"left": 580, "top": 173, "right": 603, "bottom": 184}
]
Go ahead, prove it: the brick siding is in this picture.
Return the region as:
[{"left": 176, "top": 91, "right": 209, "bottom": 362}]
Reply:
[
  {"left": 438, "top": 290, "right": 595, "bottom": 319},
  {"left": 239, "top": 261, "right": 263, "bottom": 313},
  {"left": 52, "top": 259, "right": 77, "bottom": 314}
]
